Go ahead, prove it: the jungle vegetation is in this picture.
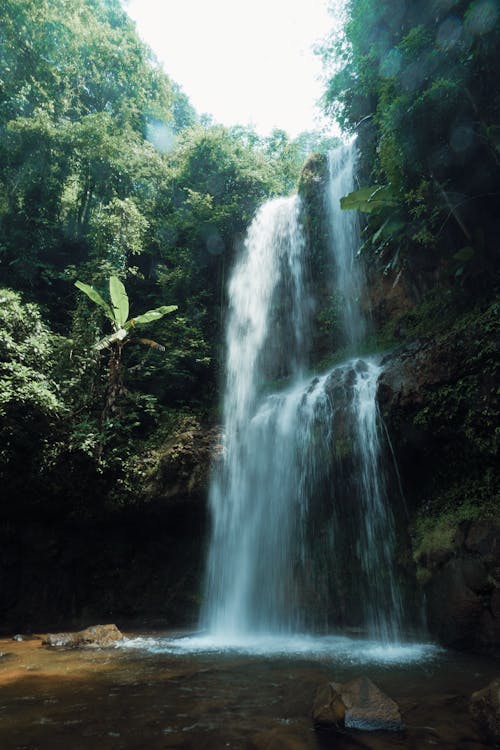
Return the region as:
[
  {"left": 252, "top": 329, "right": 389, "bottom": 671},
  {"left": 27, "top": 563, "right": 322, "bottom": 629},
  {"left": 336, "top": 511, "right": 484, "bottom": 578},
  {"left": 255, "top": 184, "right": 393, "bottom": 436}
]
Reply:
[
  {"left": 319, "top": 0, "right": 500, "bottom": 295},
  {"left": 0, "top": 0, "right": 338, "bottom": 514},
  {"left": 1, "top": 0, "right": 498, "bottom": 519}
]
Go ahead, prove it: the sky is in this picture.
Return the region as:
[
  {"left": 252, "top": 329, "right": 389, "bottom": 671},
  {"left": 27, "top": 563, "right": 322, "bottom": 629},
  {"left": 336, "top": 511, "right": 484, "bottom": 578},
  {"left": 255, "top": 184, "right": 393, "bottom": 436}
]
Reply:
[{"left": 123, "top": 0, "right": 339, "bottom": 138}]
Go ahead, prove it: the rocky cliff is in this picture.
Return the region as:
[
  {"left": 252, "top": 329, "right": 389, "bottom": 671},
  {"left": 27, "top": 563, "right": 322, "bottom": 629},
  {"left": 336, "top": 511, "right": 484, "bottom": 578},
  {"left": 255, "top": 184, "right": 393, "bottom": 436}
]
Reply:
[{"left": 377, "top": 301, "right": 499, "bottom": 650}]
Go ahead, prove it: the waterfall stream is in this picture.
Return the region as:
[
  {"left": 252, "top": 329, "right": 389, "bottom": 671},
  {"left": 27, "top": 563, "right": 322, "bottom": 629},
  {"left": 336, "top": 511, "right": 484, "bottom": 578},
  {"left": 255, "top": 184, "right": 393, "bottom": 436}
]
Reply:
[{"left": 202, "top": 144, "right": 403, "bottom": 642}]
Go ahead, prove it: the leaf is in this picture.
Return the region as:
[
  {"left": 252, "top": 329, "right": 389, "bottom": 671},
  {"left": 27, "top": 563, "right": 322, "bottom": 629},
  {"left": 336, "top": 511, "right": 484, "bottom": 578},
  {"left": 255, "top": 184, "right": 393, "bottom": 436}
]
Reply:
[
  {"left": 372, "top": 218, "right": 405, "bottom": 247},
  {"left": 453, "top": 246, "right": 474, "bottom": 264},
  {"left": 340, "top": 185, "right": 399, "bottom": 213},
  {"left": 75, "top": 281, "right": 113, "bottom": 320},
  {"left": 126, "top": 305, "right": 178, "bottom": 328},
  {"left": 109, "top": 276, "right": 129, "bottom": 328},
  {"left": 94, "top": 328, "right": 128, "bottom": 350},
  {"left": 134, "top": 338, "right": 166, "bottom": 351}
]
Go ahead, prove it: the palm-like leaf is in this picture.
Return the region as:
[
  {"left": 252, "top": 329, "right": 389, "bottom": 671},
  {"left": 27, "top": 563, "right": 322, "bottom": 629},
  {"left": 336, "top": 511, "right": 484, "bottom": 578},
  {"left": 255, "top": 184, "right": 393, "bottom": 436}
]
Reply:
[
  {"left": 74, "top": 281, "right": 114, "bottom": 320},
  {"left": 126, "top": 305, "right": 178, "bottom": 328},
  {"left": 109, "top": 276, "right": 129, "bottom": 328}
]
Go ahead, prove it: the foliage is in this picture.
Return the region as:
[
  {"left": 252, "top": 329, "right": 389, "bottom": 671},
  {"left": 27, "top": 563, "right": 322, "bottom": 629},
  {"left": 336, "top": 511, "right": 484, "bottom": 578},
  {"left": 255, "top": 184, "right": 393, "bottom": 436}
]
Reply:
[
  {"left": 0, "top": 288, "right": 65, "bottom": 470},
  {"left": 320, "top": 0, "right": 500, "bottom": 289},
  {"left": 0, "top": 0, "right": 339, "bottom": 513},
  {"left": 75, "top": 275, "right": 177, "bottom": 349}
]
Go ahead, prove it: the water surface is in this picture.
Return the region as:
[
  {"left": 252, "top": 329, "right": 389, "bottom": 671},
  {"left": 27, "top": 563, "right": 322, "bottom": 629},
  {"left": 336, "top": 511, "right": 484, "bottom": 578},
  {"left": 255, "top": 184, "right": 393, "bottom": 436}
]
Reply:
[{"left": 1, "top": 633, "right": 496, "bottom": 749}]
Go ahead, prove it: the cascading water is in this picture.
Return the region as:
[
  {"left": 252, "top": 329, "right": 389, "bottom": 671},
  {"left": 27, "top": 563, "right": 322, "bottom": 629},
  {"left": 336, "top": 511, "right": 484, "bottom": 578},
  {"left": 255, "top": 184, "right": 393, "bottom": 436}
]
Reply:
[
  {"left": 326, "top": 145, "right": 366, "bottom": 348},
  {"left": 202, "top": 143, "right": 403, "bottom": 643},
  {"left": 201, "top": 195, "right": 311, "bottom": 635}
]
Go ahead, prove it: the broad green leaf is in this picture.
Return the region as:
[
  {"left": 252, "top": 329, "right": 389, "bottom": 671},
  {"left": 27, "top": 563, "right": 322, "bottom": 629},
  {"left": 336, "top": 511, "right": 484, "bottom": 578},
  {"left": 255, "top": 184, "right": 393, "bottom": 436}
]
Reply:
[
  {"left": 109, "top": 276, "right": 129, "bottom": 328},
  {"left": 75, "top": 281, "right": 113, "bottom": 320},
  {"left": 340, "top": 185, "right": 398, "bottom": 213},
  {"left": 127, "top": 305, "right": 178, "bottom": 328},
  {"left": 372, "top": 218, "right": 405, "bottom": 246}
]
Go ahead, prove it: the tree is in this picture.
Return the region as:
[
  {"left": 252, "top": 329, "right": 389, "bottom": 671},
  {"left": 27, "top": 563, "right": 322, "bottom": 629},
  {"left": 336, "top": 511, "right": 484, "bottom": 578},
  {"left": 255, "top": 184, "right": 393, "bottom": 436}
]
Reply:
[
  {"left": 0, "top": 288, "right": 65, "bottom": 477},
  {"left": 75, "top": 276, "right": 177, "bottom": 414}
]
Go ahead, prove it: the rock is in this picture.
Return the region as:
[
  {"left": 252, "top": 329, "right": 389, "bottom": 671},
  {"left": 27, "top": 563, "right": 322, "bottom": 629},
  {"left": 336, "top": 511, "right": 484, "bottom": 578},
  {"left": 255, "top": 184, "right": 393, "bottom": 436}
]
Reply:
[
  {"left": 79, "top": 624, "right": 124, "bottom": 647},
  {"left": 478, "top": 586, "right": 500, "bottom": 650},
  {"left": 313, "top": 676, "right": 404, "bottom": 732},
  {"left": 312, "top": 682, "right": 346, "bottom": 726},
  {"left": 425, "top": 558, "right": 483, "bottom": 648},
  {"left": 140, "top": 416, "right": 221, "bottom": 505},
  {"left": 43, "top": 624, "right": 124, "bottom": 648},
  {"left": 375, "top": 305, "right": 499, "bottom": 654},
  {"left": 470, "top": 678, "right": 500, "bottom": 742}
]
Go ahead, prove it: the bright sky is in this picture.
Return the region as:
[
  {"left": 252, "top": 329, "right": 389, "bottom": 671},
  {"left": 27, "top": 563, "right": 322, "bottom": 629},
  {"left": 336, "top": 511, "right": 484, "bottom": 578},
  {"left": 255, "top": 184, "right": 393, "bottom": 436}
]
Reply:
[{"left": 123, "top": 0, "right": 339, "bottom": 138}]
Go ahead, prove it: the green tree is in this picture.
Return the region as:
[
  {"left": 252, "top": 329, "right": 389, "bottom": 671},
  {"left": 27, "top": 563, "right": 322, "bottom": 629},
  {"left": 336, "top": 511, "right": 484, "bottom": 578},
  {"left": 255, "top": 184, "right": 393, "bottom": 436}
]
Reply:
[
  {"left": 75, "top": 275, "right": 177, "bottom": 414},
  {"left": 0, "top": 288, "right": 65, "bottom": 477}
]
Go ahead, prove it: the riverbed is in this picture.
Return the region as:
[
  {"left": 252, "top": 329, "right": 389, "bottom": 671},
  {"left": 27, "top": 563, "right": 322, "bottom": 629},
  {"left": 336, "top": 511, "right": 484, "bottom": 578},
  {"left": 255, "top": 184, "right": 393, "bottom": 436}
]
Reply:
[{"left": 0, "top": 632, "right": 497, "bottom": 749}]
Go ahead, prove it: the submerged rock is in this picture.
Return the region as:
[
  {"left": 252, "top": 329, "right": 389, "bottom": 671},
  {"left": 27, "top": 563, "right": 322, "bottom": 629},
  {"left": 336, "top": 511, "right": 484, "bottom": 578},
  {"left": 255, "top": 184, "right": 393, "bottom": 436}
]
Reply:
[
  {"left": 43, "top": 624, "right": 124, "bottom": 648},
  {"left": 470, "top": 678, "right": 500, "bottom": 743},
  {"left": 313, "top": 676, "right": 404, "bottom": 732}
]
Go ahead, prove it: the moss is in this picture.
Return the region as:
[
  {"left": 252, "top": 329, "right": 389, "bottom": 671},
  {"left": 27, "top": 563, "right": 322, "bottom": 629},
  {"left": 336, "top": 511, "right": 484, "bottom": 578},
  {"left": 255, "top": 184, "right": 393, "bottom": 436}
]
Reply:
[
  {"left": 376, "top": 286, "right": 499, "bottom": 347},
  {"left": 412, "top": 475, "right": 499, "bottom": 571}
]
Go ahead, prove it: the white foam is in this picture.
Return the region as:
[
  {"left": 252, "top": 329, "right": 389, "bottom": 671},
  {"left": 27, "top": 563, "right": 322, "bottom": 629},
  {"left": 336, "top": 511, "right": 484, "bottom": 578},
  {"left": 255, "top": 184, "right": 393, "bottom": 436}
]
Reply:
[{"left": 120, "top": 633, "right": 442, "bottom": 666}]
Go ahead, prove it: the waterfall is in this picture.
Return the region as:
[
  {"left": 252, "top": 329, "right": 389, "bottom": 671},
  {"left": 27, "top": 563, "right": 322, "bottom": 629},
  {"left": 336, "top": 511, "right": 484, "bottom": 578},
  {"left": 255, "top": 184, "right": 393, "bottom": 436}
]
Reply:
[
  {"left": 201, "top": 195, "right": 311, "bottom": 635},
  {"left": 326, "top": 145, "right": 366, "bottom": 348},
  {"left": 202, "top": 144, "right": 403, "bottom": 642}
]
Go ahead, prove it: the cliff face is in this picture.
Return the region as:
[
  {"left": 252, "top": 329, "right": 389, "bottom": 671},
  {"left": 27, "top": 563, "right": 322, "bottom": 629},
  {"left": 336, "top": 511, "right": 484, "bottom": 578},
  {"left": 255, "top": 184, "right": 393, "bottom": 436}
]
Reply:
[{"left": 377, "top": 303, "right": 499, "bottom": 650}]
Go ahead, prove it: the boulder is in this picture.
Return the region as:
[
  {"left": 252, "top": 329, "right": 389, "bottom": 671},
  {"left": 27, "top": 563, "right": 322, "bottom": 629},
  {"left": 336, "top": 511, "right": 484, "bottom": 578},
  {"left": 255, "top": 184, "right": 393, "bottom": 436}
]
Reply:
[
  {"left": 313, "top": 676, "right": 404, "bottom": 732},
  {"left": 43, "top": 623, "right": 124, "bottom": 648},
  {"left": 312, "top": 682, "right": 346, "bottom": 726},
  {"left": 470, "top": 678, "right": 500, "bottom": 742}
]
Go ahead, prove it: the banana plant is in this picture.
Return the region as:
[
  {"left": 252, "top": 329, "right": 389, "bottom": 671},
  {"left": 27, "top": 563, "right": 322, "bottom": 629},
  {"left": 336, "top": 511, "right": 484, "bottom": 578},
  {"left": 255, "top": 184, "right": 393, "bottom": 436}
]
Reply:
[{"left": 75, "top": 275, "right": 177, "bottom": 415}]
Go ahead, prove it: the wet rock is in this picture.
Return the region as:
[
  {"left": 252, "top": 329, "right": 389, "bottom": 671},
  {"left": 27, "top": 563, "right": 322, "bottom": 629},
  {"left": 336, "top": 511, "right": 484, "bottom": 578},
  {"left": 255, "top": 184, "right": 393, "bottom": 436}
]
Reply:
[
  {"left": 425, "top": 558, "right": 483, "bottom": 649},
  {"left": 140, "top": 416, "right": 221, "bottom": 505},
  {"left": 312, "top": 682, "right": 346, "bottom": 726},
  {"left": 423, "top": 522, "right": 500, "bottom": 650},
  {"left": 377, "top": 306, "right": 499, "bottom": 653},
  {"left": 470, "top": 677, "right": 500, "bottom": 742},
  {"left": 313, "top": 676, "right": 404, "bottom": 732},
  {"left": 478, "top": 587, "right": 500, "bottom": 651},
  {"left": 43, "top": 623, "right": 124, "bottom": 648}
]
